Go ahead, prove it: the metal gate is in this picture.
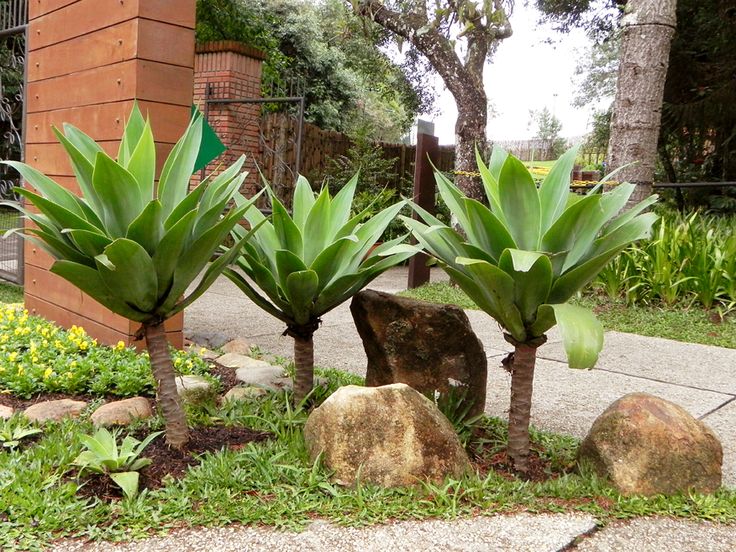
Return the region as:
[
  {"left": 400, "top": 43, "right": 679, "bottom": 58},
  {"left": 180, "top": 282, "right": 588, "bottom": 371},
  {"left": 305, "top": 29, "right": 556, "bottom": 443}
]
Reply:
[
  {"left": 0, "top": 0, "right": 26, "bottom": 284},
  {"left": 202, "top": 81, "right": 305, "bottom": 209}
]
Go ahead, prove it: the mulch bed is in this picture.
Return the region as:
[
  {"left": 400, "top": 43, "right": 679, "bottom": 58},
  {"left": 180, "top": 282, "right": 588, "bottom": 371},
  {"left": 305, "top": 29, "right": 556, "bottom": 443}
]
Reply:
[
  {"left": 74, "top": 426, "right": 271, "bottom": 500},
  {"left": 472, "top": 448, "right": 559, "bottom": 483}
]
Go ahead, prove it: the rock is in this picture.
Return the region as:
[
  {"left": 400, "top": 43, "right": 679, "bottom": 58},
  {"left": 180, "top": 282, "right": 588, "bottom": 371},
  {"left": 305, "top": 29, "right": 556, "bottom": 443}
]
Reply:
[
  {"left": 217, "top": 353, "right": 271, "bottom": 371},
  {"left": 90, "top": 397, "right": 153, "bottom": 426},
  {"left": 578, "top": 393, "right": 722, "bottom": 496},
  {"left": 222, "top": 386, "right": 269, "bottom": 403},
  {"left": 0, "top": 404, "right": 13, "bottom": 419},
  {"left": 24, "top": 399, "right": 87, "bottom": 423},
  {"left": 186, "top": 344, "right": 219, "bottom": 360},
  {"left": 350, "top": 290, "right": 487, "bottom": 416},
  {"left": 185, "top": 330, "right": 229, "bottom": 350},
  {"left": 221, "top": 338, "right": 251, "bottom": 355},
  {"left": 175, "top": 375, "right": 215, "bottom": 402},
  {"left": 235, "top": 365, "right": 292, "bottom": 391},
  {"left": 304, "top": 383, "right": 471, "bottom": 487}
]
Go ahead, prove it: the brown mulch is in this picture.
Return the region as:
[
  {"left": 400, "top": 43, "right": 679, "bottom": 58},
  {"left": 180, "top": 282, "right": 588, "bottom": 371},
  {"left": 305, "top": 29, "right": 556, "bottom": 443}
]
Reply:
[
  {"left": 74, "top": 426, "right": 271, "bottom": 500},
  {"left": 472, "top": 448, "right": 560, "bottom": 483}
]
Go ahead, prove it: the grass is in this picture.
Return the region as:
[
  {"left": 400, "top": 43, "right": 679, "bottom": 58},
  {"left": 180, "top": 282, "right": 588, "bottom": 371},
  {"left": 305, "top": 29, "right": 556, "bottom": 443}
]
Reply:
[
  {"left": 3, "top": 367, "right": 736, "bottom": 551},
  {"left": 0, "top": 207, "right": 20, "bottom": 232},
  {"left": 0, "top": 282, "right": 22, "bottom": 304},
  {"left": 400, "top": 282, "right": 736, "bottom": 349}
]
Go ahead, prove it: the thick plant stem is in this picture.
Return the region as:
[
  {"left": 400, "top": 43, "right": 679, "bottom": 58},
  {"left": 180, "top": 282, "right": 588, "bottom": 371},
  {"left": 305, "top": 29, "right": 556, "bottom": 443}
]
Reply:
[
  {"left": 144, "top": 321, "right": 189, "bottom": 450},
  {"left": 292, "top": 333, "right": 314, "bottom": 404},
  {"left": 507, "top": 342, "right": 538, "bottom": 474}
]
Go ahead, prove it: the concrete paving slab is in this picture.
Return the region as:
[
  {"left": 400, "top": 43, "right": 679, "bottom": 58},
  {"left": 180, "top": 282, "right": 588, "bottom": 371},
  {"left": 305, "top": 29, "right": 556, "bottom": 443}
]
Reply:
[
  {"left": 51, "top": 513, "right": 597, "bottom": 552},
  {"left": 575, "top": 517, "right": 736, "bottom": 551},
  {"left": 482, "top": 358, "right": 733, "bottom": 441},
  {"left": 541, "top": 332, "right": 736, "bottom": 395},
  {"left": 700, "top": 399, "right": 736, "bottom": 488}
]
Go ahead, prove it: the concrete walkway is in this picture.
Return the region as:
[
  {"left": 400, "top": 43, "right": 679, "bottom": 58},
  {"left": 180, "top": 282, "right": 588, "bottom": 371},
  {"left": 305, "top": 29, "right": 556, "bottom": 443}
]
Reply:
[{"left": 178, "top": 267, "right": 736, "bottom": 551}]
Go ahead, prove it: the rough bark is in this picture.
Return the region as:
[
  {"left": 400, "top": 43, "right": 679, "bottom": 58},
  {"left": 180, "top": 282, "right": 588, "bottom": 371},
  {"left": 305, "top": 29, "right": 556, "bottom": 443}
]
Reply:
[
  {"left": 607, "top": 0, "right": 677, "bottom": 204},
  {"left": 144, "top": 321, "right": 189, "bottom": 449},
  {"left": 292, "top": 333, "right": 315, "bottom": 404},
  {"left": 507, "top": 342, "right": 538, "bottom": 474}
]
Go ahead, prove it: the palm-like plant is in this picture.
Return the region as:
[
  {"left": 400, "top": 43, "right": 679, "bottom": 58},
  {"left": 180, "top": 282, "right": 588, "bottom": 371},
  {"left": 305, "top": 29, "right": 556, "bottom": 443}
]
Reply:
[
  {"left": 404, "top": 146, "right": 658, "bottom": 473},
  {"left": 224, "top": 175, "right": 415, "bottom": 403},
  {"left": 3, "top": 105, "right": 259, "bottom": 449}
]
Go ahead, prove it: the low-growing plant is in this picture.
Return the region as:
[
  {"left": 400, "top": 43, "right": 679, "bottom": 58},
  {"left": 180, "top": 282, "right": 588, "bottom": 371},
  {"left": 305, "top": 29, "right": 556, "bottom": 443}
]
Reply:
[
  {"left": 72, "top": 427, "right": 161, "bottom": 499},
  {"left": 0, "top": 418, "right": 42, "bottom": 450}
]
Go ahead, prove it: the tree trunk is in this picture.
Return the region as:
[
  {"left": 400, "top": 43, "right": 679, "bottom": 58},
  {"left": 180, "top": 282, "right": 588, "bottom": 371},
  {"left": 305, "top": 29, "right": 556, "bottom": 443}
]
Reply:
[
  {"left": 454, "top": 87, "right": 488, "bottom": 200},
  {"left": 144, "top": 321, "right": 189, "bottom": 449},
  {"left": 607, "top": 0, "right": 677, "bottom": 204},
  {"left": 507, "top": 342, "right": 538, "bottom": 474},
  {"left": 292, "top": 333, "right": 314, "bottom": 404}
]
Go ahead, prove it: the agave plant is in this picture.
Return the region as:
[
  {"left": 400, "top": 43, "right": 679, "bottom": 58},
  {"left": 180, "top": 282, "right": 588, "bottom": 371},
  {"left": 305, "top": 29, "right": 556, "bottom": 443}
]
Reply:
[
  {"left": 3, "top": 105, "right": 259, "bottom": 449},
  {"left": 404, "top": 145, "right": 658, "bottom": 473},
  {"left": 224, "top": 175, "right": 415, "bottom": 403}
]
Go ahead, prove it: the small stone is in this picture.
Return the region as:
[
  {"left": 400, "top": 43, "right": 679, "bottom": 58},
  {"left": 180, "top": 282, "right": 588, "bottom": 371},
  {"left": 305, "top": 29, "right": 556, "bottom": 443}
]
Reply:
[
  {"left": 222, "top": 386, "right": 269, "bottom": 403},
  {"left": 90, "top": 397, "right": 153, "bottom": 427},
  {"left": 185, "top": 330, "right": 229, "bottom": 350},
  {"left": 235, "top": 365, "right": 291, "bottom": 391},
  {"left": 176, "top": 375, "right": 215, "bottom": 402},
  {"left": 186, "top": 344, "right": 219, "bottom": 360},
  {"left": 578, "top": 393, "right": 723, "bottom": 496},
  {"left": 221, "top": 338, "right": 251, "bottom": 355},
  {"left": 217, "top": 353, "right": 272, "bottom": 370},
  {"left": 0, "top": 404, "right": 13, "bottom": 419},
  {"left": 24, "top": 399, "right": 87, "bottom": 423},
  {"left": 304, "top": 383, "right": 471, "bottom": 487}
]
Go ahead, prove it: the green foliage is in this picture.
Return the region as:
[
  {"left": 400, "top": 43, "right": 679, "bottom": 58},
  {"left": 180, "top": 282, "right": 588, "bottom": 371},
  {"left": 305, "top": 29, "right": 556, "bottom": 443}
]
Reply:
[
  {"left": 225, "top": 175, "right": 415, "bottom": 327},
  {"left": 0, "top": 281, "right": 22, "bottom": 305},
  {"left": 4, "top": 104, "right": 257, "bottom": 324},
  {"left": 529, "top": 107, "right": 567, "bottom": 159},
  {"left": 72, "top": 428, "right": 161, "bottom": 499},
  {"left": 594, "top": 210, "right": 736, "bottom": 313},
  {"left": 0, "top": 306, "right": 212, "bottom": 398},
  {"left": 0, "top": 418, "right": 42, "bottom": 450},
  {"left": 405, "top": 145, "right": 657, "bottom": 367}
]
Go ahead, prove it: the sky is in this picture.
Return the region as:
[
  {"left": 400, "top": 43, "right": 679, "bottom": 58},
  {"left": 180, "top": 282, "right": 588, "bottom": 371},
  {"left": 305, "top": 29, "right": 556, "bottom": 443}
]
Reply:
[{"left": 429, "top": 2, "right": 599, "bottom": 145}]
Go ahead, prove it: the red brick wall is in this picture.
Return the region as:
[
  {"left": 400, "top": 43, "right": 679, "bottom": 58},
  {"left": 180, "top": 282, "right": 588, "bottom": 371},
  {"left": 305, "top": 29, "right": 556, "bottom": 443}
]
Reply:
[
  {"left": 23, "top": 0, "right": 196, "bottom": 348},
  {"left": 192, "top": 41, "right": 263, "bottom": 195}
]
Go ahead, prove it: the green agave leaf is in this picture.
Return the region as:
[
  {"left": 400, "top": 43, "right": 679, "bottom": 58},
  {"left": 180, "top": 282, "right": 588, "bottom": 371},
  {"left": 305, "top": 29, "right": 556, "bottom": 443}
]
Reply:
[
  {"left": 474, "top": 147, "right": 505, "bottom": 221},
  {"left": 529, "top": 303, "right": 557, "bottom": 337},
  {"left": 348, "top": 200, "right": 406, "bottom": 269},
  {"left": 461, "top": 198, "right": 516, "bottom": 261},
  {"left": 539, "top": 144, "right": 581, "bottom": 233},
  {"left": 92, "top": 151, "right": 146, "bottom": 237},
  {"left": 152, "top": 210, "right": 197, "bottom": 296},
  {"left": 109, "top": 471, "right": 140, "bottom": 499},
  {"left": 498, "top": 249, "right": 553, "bottom": 324},
  {"left": 158, "top": 115, "right": 203, "bottom": 219},
  {"left": 16, "top": 188, "right": 104, "bottom": 236},
  {"left": 328, "top": 172, "right": 359, "bottom": 238},
  {"left": 25, "top": 230, "right": 92, "bottom": 267},
  {"left": 302, "top": 187, "right": 332, "bottom": 266},
  {"left": 51, "top": 260, "right": 149, "bottom": 321},
  {"left": 126, "top": 200, "right": 163, "bottom": 256},
  {"left": 243, "top": 201, "right": 279, "bottom": 273},
  {"left": 541, "top": 194, "right": 602, "bottom": 273},
  {"left": 541, "top": 303, "right": 603, "bottom": 369},
  {"left": 271, "top": 195, "right": 303, "bottom": 258},
  {"left": 117, "top": 102, "right": 146, "bottom": 167},
  {"left": 223, "top": 266, "right": 291, "bottom": 324},
  {"left": 498, "top": 155, "right": 541, "bottom": 250},
  {"left": 126, "top": 119, "right": 156, "bottom": 202},
  {"left": 285, "top": 270, "right": 319, "bottom": 325},
  {"left": 164, "top": 178, "right": 208, "bottom": 231},
  {"left": 51, "top": 128, "right": 104, "bottom": 217},
  {"left": 401, "top": 217, "right": 465, "bottom": 270},
  {"left": 435, "top": 170, "right": 472, "bottom": 231},
  {"left": 309, "top": 235, "right": 359, "bottom": 292},
  {"left": 96, "top": 239, "right": 159, "bottom": 312},
  {"left": 60, "top": 123, "right": 104, "bottom": 163},
  {"left": 454, "top": 257, "right": 526, "bottom": 341},
  {"left": 233, "top": 250, "right": 292, "bottom": 314},
  {"left": 275, "top": 249, "right": 308, "bottom": 291},
  {"left": 604, "top": 194, "right": 659, "bottom": 235},
  {"left": 63, "top": 229, "right": 112, "bottom": 259},
  {"left": 488, "top": 146, "right": 509, "bottom": 181},
  {"left": 587, "top": 212, "right": 659, "bottom": 260},
  {"left": 198, "top": 155, "right": 245, "bottom": 213},
  {"left": 292, "top": 175, "right": 316, "bottom": 230}
]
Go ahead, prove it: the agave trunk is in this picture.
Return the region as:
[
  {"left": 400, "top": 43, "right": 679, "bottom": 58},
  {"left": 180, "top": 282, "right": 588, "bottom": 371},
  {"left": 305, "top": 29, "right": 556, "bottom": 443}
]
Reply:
[
  {"left": 292, "top": 332, "right": 315, "bottom": 405},
  {"left": 144, "top": 321, "right": 189, "bottom": 449},
  {"left": 507, "top": 341, "right": 539, "bottom": 474}
]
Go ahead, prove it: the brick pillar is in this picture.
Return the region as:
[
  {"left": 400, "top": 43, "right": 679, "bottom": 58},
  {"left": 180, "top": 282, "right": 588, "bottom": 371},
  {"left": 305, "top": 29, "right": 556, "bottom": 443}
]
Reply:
[
  {"left": 193, "top": 41, "right": 264, "bottom": 196},
  {"left": 23, "top": 0, "right": 196, "bottom": 348}
]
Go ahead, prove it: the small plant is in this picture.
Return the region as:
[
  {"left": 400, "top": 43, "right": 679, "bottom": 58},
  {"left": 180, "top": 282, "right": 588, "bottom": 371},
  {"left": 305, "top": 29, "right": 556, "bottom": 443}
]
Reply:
[
  {"left": 73, "top": 428, "right": 161, "bottom": 499},
  {"left": 0, "top": 418, "right": 42, "bottom": 450}
]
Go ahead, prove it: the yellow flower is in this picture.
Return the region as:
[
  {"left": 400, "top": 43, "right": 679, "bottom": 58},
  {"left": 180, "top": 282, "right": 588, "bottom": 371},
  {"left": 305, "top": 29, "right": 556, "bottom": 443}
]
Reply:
[
  {"left": 70, "top": 360, "right": 78, "bottom": 368},
  {"left": 0, "top": 366, "right": 5, "bottom": 373},
  {"left": 115, "top": 340, "right": 126, "bottom": 351},
  {"left": 1, "top": 335, "right": 9, "bottom": 343},
  {"left": 22, "top": 327, "right": 30, "bottom": 336},
  {"left": 31, "top": 356, "right": 39, "bottom": 364},
  {"left": 79, "top": 341, "right": 88, "bottom": 351},
  {"left": 174, "top": 358, "right": 183, "bottom": 367},
  {"left": 185, "top": 359, "right": 193, "bottom": 369},
  {"left": 17, "top": 366, "right": 23, "bottom": 376},
  {"left": 8, "top": 352, "right": 17, "bottom": 362},
  {"left": 13, "top": 328, "right": 21, "bottom": 336},
  {"left": 43, "top": 368, "right": 53, "bottom": 378}
]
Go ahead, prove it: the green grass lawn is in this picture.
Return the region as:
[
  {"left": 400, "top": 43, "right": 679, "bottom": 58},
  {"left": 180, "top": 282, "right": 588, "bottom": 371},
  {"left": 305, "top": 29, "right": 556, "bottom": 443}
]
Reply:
[
  {"left": 0, "top": 206, "right": 20, "bottom": 232},
  {"left": 400, "top": 282, "right": 736, "bottom": 349},
  {"left": 0, "top": 282, "right": 23, "bottom": 304}
]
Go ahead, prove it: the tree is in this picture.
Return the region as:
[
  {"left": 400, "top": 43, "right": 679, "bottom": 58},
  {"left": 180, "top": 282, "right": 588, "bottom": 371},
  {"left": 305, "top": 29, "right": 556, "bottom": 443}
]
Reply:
[
  {"left": 4, "top": 106, "right": 258, "bottom": 449},
  {"left": 529, "top": 107, "right": 567, "bottom": 160},
  {"left": 353, "top": 0, "right": 513, "bottom": 199},
  {"left": 224, "top": 176, "right": 415, "bottom": 403},
  {"left": 405, "top": 146, "right": 657, "bottom": 472},
  {"left": 606, "top": 0, "right": 677, "bottom": 203}
]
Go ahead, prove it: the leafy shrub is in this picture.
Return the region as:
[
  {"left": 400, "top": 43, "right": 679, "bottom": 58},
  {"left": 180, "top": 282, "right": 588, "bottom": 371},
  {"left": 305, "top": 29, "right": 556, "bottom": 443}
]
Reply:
[
  {"left": 0, "top": 418, "right": 42, "bottom": 450},
  {"left": 0, "top": 306, "right": 212, "bottom": 398}
]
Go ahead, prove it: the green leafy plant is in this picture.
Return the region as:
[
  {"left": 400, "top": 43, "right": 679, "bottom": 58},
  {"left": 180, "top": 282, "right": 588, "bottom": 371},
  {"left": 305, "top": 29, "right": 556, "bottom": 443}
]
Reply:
[
  {"left": 224, "top": 174, "right": 415, "bottom": 403},
  {"left": 2, "top": 104, "right": 260, "bottom": 449},
  {"left": 72, "top": 428, "right": 161, "bottom": 499},
  {"left": 0, "top": 418, "right": 42, "bottom": 450},
  {"left": 404, "top": 145, "right": 658, "bottom": 473}
]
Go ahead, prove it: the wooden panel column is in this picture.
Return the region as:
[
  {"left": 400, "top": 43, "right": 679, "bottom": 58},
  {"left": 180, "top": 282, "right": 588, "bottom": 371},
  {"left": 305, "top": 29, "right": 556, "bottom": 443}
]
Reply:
[{"left": 23, "top": 0, "right": 196, "bottom": 348}]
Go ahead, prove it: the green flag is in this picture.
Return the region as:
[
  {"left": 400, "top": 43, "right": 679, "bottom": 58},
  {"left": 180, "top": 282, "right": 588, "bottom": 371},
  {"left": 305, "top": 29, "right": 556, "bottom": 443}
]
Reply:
[{"left": 191, "top": 105, "right": 227, "bottom": 173}]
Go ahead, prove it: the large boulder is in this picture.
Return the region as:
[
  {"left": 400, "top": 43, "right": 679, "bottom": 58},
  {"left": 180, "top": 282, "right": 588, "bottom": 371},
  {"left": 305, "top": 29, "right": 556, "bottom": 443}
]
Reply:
[
  {"left": 350, "top": 290, "right": 487, "bottom": 416},
  {"left": 24, "top": 399, "right": 87, "bottom": 423},
  {"left": 90, "top": 397, "right": 153, "bottom": 426},
  {"left": 578, "top": 393, "right": 722, "bottom": 495},
  {"left": 304, "top": 383, "right": 471, "bottom": 487}
]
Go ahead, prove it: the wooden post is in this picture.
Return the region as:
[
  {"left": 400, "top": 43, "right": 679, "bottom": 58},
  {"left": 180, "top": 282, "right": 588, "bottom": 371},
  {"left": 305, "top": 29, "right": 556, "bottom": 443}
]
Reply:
[
  {"left": 407, "top": 132, "right": 439, "bottom": 289},
  {"left": 24, "top": 0, "right": 195, "bottom": 348}
]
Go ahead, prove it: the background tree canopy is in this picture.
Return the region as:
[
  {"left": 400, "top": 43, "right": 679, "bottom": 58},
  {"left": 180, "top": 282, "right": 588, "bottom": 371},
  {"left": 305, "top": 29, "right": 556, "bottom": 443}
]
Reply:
[{"left": 196, "top": 0, "right": 433, "bottom": 142}]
